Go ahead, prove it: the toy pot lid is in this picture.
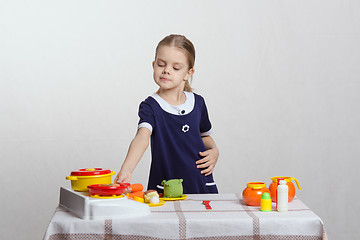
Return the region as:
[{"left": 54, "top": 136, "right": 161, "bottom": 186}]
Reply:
[
  {"left": 247, "top": 182, "right": 267, "bottom": 189},
  {"left": 270, "top": 176, "right": 301, "bottom": 190},
  {"left": 69, "top": 168, "right": 112, "bottom": 176}
]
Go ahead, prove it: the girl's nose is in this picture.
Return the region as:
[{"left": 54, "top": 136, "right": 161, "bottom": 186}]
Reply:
[{"left": 162, "top": 66, "right": 170, "bottom": 74}]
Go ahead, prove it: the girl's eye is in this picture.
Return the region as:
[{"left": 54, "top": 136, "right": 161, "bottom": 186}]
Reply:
[
  {"left": 173, "top": 67, "right": 180, "bottom": 71},
  {"left": 157, "top": 64, "right": 165, "bottom": 67}
]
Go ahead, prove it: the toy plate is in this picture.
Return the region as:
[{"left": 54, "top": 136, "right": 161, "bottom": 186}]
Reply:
[
  {"left": 159, "top": 194, "right": 187, "bottom": 201},
  {"left": 146, "top": 200, "right": 165, "bottom": 207},
  {"left": 90, "top": 194, "right": 124, "bottom": 199}
]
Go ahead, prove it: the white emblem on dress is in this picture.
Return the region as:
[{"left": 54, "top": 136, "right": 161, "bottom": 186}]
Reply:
[{"left": 182, "top": 124, "right": 190, "bottom": 133}]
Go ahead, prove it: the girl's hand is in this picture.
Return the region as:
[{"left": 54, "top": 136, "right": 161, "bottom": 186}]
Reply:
[
  {"left": 196, "top": 147, "right": 219, "bottom": 176},
  {"left": 114, "top": 170, "right": 132, "bottom": 184}
]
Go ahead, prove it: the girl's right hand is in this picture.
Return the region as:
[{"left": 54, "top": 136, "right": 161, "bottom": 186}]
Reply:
[{"left": 114, "top": 170, "right": 132, "bottom": 184}]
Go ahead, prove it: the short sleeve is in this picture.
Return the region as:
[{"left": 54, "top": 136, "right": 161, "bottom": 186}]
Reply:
[
  {"left": 138, "top": 101, "right": 154, "bottom": 133},
  {"left": 199, "top": 97, "right": 212, "bottom": 136}
]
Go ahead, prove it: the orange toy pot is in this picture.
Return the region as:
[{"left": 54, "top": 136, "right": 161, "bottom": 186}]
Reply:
[
  {"left": 242, "top": 182, "right": 270, "bottom": 206},
  {"left": 269, "top": 176, "right": 301, "bottom": 202}
]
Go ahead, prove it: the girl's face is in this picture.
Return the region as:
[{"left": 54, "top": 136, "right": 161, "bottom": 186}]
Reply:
[{"left": 153, "top": 46, "right": 194, "bottom": 92}]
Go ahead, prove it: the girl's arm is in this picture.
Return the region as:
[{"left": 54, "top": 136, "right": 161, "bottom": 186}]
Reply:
[
  {"left": 115, "top": 127, "right": 151, "bottom": 183},
  {"left": 196, "top": 135, "right": 219, "bottom": 176}
]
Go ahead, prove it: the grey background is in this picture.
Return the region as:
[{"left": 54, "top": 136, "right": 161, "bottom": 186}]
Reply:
[{"left": 1, "top": 0, "right": 359, "bottom": 239}]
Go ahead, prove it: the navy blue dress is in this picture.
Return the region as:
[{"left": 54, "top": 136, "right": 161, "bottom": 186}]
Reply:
[{"left": 138, "top": 92, "right": 218, "bottom": 194}]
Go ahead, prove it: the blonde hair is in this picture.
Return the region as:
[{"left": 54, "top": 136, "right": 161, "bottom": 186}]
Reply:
[{"left": 155, "top": 34, "right": 195, "bottom": 92}]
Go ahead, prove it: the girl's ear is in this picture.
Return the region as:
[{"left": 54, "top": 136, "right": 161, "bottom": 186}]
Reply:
[
  {"left": 152, "top": 61, "right": 155, "bottom": 69},
  {"left": 184, "top": 68, "right": 194, "bottom": 81}
]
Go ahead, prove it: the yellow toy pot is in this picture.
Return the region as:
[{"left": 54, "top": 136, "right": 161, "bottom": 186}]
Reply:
[{"left": 66, "top": 168, "right": 115, "bottom": 192}]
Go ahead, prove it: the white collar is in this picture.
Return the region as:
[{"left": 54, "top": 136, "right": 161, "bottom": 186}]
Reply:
[{"left": 151, "top": 92, "right": 195, "bottom": 115}]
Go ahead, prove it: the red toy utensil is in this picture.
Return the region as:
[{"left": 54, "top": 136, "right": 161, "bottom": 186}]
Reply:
[{"left": 202, "top": 200, "right": 212, "bottom": 210}]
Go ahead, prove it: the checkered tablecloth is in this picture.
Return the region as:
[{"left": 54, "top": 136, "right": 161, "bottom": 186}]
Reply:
[{"left": 44, "top": 193, "right": 327, "bottom": 240}]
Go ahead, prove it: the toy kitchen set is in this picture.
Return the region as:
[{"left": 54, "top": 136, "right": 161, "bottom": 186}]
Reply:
[
  {"left": 60, "top": 167, "right": 303, "bottom": 220},
  {"left": 61, "top": 168, "right": 187, "bottom": 220}
]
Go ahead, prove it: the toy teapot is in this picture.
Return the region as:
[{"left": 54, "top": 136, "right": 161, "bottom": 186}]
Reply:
[
  {"left": 269, "top": 176, "right": 301, "bottom": 202},
  {"left": 161, "top": 179, "right": 183, "bottom": 198}
]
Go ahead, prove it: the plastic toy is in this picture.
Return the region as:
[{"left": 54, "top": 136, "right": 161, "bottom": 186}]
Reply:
[
  {"left": 126, "top": 183, "right": 144, "bottom": 199},
  {"left": 88, "top": 183, "right": 129, "bottom": 196},
  {"left": 149, "top": 195, "right": 160, "bottom": 204},
  {"left": 260, "top": 192, "right": 272, "bottom": 212},
  {"left": 202, "top": 201, "right": 212, "bottom": 210},
  {"left": 277, "top": 180, "right": 289, "bottom": 212},
  {"left": 161, "top": 179, "right": 183, "bottom": 198},
  {"left": 159, "top": 194, "right": 188, "bottom": 201},
  {"left": 269, "top": 176, "right": 301, "bottom": 202},
  {"left": 133, "top": 196, "right": 145, "bottom": 203},
  {"left": 242, "top": 182, "right": 270, "bottom": 206},
  {"left": 129, "top": 183, "right": 143, "bottom": 192},
  {"left": 59, "top": 187, "right": 150, "bottom": 219},
  {"left": 66, "top": 168, "right": 115, "bottom": 192},
  {"left": 144, "top": 190, "right": 159, "bottom": 203}
]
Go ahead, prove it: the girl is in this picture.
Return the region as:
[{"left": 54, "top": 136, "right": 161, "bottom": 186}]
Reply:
[{"left": 115, "top": 34, "right": 219, "bottom": 194}]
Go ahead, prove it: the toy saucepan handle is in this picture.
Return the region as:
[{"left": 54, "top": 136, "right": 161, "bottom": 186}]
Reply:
[
  {"left": 66, "top": 176, "right": 78, "bottom": 180},
  {"left": 291, "top": 177, "right": 301, "bottom": 190}
]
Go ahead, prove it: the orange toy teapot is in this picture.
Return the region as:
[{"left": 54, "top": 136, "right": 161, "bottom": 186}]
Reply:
[{"left": 269, "top": 176, "right": 301, "bottom": 202}]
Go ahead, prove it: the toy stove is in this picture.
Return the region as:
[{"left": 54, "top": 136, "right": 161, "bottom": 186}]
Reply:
[{"left": 59, "top": 187, "right": 150, "bottom": 220}]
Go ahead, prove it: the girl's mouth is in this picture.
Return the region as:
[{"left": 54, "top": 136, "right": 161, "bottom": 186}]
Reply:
[{"left": 160, "top": 77, "right": 170, "bottom": 82}]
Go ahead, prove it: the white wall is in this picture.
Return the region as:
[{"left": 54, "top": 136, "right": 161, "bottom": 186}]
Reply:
[{"left": 1, "top": 0, "right": 359, "bottom": 239}]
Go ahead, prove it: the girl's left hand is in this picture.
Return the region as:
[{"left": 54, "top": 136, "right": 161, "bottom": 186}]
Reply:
[{"left": 196, "top": 148, "right": 219, "bottom": 176}]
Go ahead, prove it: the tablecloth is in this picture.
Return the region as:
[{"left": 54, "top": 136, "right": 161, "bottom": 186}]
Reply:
[{"left": 44, "top": 193, "right": 327, "bottom": 240}]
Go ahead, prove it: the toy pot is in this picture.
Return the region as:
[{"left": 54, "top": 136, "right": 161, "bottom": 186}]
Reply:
[
  {"left": 269, "top": 176, "right": 301, "bottom": 202},
  {"left": 66, "top": 168, "right": 115, "bottom": 192},
  {"left": 242, "top": 182, "right": 270, "bottom": 206}
]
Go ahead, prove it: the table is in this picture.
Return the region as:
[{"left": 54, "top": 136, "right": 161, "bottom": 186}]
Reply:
[{"left": 44, "top": 193, "right": 327, "bottom": 240}]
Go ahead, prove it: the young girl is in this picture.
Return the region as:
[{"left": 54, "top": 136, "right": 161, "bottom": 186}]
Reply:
[{"left": 115, "top": 34, "right": 219, "bottom": 194}]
